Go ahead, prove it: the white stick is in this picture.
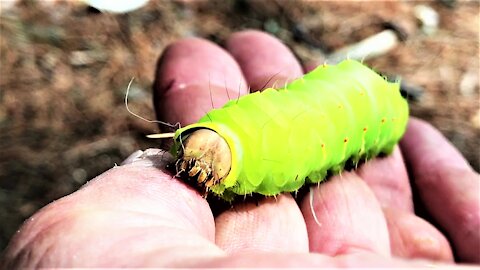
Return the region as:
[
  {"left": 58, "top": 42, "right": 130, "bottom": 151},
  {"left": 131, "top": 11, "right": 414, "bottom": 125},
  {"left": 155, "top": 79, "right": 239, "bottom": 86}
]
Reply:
[{"left": 327, "top": 29, "right": 400, "bottom": 64}]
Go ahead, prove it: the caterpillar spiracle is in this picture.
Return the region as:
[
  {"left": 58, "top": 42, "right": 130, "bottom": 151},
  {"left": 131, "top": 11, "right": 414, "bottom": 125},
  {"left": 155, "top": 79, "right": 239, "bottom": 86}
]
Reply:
[{"left": 171, "top": 59, "right": 409, "bottom": 201}]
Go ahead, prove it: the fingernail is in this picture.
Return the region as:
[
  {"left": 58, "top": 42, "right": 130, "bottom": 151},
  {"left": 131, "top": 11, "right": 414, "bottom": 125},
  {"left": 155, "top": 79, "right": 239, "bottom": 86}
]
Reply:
[
  {"left": 121, "top": 150, "right": 144, "bottom": 165},
  {"left": 121, "top": 148, "right": 173, "bottom": 167}
]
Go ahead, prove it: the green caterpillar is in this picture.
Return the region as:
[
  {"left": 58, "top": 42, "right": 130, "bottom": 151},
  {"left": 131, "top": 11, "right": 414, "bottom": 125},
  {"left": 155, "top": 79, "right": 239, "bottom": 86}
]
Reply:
[{"left": 171, "top": 59, "right": 409, "bottom": 201}]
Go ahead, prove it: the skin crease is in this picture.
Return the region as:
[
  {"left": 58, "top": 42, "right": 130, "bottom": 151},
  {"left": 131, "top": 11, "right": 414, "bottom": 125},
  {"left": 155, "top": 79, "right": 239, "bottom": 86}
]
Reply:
[{"left": 2, "top": 30, "right": 479, "bottom": 268}]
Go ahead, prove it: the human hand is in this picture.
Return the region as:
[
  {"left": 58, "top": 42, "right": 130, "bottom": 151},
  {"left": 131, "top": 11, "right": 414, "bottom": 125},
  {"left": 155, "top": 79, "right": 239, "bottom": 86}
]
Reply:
[{"left": 2, "top": 30, "right": 478, "bottom": 268}]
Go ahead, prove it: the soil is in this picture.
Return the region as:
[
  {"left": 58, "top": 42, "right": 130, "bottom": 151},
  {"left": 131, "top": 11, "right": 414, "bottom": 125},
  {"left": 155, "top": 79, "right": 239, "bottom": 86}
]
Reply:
[{"left": 0, "top": 0, "right": 478, "bottom": 251}]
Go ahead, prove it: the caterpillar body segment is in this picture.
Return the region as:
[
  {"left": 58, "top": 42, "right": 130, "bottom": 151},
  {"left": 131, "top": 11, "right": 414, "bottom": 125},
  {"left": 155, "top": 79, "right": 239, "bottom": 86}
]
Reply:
[{"left": 172, "top": 60, "right": 409, "bottom": 200}]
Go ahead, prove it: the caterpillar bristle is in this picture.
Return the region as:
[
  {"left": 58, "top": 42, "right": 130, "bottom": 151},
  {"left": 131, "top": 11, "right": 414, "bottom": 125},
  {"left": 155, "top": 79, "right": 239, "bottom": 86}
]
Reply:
[
  {"left": 309, "top": 187, "right": 322, "bottom": 227},
  {"left": 146, "top": 133, "right": 175, "bottom": 139}
]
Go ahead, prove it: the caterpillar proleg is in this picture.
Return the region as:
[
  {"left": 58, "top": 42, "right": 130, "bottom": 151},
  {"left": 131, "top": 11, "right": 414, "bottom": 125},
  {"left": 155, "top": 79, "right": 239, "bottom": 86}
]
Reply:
[{"left": 172, "top": 60, "right": 409, "bottom": 201}]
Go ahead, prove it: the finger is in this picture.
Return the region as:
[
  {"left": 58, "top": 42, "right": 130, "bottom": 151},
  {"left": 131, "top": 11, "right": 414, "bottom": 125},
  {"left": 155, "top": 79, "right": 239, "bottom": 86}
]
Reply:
[
  {"left": 357, "top": 146, "right": 413, "bottom": 212},
  {"left": 215, "top": 194, "right": 309, "bottom": 253},
  {"left": 214, "top": 31, "right": 308, "bottom": 253},
  {"left": 197, "top": 251, "right": 460, "bottom": 268},
  {"left": 301, "top": 172, "right": 391, "bottom": 256},
  {"left": 357, "top": 146, "right": 452, "bottom": 261},
  {"left": 383, "top": 208, "right": 453, "bottom": 261},
  {"left": 2, "top": 150, "right": 224, "bottom": 268},
  {"left": 400, "top": 118, "right": 480, "bottom": 263},
  {"left": 225, "top": 30, "right": 303, "bottom": 91},
  {"left": 153, "top": 37, "right": 248, "bottom": 128}
]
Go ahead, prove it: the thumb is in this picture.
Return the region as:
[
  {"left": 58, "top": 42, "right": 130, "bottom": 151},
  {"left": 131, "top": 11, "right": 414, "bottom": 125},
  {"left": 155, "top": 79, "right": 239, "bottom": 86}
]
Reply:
[{"left": 2, "top": 149, "right": 223, "bottom": 268}]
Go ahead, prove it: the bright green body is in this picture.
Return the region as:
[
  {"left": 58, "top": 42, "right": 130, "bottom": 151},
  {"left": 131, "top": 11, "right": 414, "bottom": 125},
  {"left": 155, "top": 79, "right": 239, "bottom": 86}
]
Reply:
[{"left": 173, "top": 60, "right": 409, "bottom": 199}]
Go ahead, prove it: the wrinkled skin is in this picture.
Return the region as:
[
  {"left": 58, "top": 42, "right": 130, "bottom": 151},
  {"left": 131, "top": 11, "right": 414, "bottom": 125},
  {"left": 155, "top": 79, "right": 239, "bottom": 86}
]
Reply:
[{"left": 2, "top": 30, "right": 479, "bottom": 268}]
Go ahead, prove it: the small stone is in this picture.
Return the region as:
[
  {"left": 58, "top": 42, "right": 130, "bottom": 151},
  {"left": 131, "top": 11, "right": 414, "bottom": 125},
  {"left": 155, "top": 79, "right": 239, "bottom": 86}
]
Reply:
[
  {"left": 471, "top": 109, "right": 480, "bottom": 129},
  {"left": 414, "top": 5, "right": 439, "bottom": 35},
  {"left": 459, "top": 70, "right": 479, "bottom": 97}
]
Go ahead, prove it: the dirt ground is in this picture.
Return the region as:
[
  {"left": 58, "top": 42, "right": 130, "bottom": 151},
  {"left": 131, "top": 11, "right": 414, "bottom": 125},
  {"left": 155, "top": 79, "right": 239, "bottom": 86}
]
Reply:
[{"left": 0, "top": 0, "right": 478, "bottom": 251}]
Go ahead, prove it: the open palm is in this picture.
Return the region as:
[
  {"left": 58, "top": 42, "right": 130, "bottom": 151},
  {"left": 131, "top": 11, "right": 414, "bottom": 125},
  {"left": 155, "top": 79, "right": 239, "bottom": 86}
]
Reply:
[{"left": 2, "top": 30, "right": 478, "bottom": 268}]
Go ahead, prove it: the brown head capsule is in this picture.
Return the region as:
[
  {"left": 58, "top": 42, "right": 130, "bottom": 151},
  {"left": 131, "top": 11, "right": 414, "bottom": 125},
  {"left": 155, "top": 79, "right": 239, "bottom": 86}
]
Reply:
[{"left": 175, "top": 129, "right": 232, "bottom": 195}]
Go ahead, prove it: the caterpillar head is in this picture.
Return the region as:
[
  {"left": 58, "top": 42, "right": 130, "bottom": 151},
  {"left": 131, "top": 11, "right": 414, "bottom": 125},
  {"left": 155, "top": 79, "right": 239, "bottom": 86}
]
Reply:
[{"left": 175, "top": 129, "right": 232, "bottom": 196}]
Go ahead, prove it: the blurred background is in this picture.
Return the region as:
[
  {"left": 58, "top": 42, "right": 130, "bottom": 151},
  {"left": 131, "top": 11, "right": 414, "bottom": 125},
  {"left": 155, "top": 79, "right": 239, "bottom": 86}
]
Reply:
[{"left": 0, "top": 0, "right": 478, "bottom": 251}]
